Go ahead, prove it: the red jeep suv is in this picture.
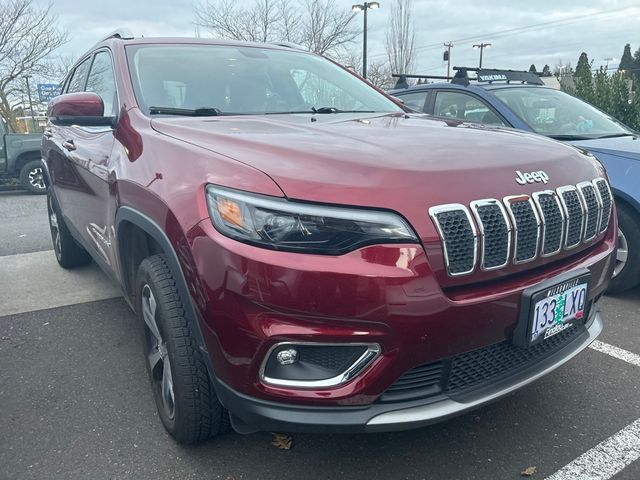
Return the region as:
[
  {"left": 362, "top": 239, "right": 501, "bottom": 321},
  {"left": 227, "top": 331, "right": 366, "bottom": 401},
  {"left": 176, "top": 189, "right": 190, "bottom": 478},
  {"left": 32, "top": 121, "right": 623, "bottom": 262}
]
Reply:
[{"left": 42, "top": 31, "right": 616, "bottom": 444}]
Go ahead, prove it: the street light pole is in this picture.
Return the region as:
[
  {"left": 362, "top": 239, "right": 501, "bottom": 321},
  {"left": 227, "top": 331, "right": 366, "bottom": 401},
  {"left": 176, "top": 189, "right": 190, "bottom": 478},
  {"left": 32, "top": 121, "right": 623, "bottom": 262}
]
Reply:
[
  {"left": 472, "top": 43, "right": 492, "bottom": 69},
  {"left": 24, "top": 75, "right": 36, "bottom": 133},
  {"left": 352, "top": 2, "right": 380, "bottom": 79}
]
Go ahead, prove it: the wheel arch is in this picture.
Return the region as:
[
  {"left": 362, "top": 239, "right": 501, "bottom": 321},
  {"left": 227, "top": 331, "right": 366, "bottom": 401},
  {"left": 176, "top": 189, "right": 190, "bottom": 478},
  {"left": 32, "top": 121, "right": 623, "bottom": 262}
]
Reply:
[
  {"left": 15, "top": 150, "right": 42, "bottom": 173},
  {"left": 612, "top": 188, "right": 640, "bottom": 218},
  {"left": 115, "top": 206, "right": 215, "bottom": 373}
]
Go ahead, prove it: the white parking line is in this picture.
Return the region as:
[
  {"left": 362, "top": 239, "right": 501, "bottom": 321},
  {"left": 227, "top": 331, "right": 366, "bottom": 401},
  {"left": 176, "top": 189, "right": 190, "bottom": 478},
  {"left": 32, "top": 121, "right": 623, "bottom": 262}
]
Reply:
[
  {"left": 545, "top": 418, "right": 640, "bottom": 480},
  {"left": 589, "top": 340, "right": 640, "bottom": 367}
]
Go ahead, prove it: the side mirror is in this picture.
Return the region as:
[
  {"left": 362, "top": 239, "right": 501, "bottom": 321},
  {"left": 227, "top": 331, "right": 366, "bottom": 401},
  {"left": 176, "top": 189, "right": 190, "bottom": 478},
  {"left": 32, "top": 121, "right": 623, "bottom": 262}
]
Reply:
[{"left": 47, "top": 92, "right": 116, "bottom": 128}]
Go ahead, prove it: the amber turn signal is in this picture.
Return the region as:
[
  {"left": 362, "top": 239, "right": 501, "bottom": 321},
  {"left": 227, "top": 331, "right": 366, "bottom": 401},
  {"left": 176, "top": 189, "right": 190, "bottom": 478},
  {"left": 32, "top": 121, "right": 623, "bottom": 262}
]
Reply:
[{"left": 216, "top": 197, "right": 244, "bottom": 228}]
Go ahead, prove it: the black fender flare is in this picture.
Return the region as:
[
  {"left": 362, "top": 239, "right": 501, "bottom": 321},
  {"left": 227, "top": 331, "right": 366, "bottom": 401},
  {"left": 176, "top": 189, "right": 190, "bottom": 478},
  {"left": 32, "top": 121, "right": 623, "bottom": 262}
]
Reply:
[{"left": 115, "top": 206, "right": 216, "bottom": 377}]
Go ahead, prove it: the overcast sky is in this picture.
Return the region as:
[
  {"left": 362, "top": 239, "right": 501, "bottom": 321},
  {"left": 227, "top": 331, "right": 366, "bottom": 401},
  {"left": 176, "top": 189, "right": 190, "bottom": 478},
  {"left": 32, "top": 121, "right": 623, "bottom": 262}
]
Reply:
[{"left": 37, "top": 0, "right": 639, "bottom": 77}]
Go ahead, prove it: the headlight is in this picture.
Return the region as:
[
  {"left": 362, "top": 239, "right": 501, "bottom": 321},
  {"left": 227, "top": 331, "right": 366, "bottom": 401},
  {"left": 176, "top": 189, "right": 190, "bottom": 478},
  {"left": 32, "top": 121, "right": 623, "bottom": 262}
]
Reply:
[{"left": 206, "top": 185, "right": 418, "bottom": 254}]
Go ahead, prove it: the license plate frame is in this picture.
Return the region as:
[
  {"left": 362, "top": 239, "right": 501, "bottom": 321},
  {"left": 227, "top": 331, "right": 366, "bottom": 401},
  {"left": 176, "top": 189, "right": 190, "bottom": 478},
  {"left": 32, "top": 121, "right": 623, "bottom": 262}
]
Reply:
[{"left": 513, "top": 268, "right": 591, "bottom": 348}]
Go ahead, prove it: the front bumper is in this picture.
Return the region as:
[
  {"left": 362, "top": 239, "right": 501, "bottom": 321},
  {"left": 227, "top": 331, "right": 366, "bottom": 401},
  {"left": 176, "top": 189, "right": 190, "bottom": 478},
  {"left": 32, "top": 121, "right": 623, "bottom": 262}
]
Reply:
[{"left": 215, "top": 311, "right": 602, "bottom": 433}]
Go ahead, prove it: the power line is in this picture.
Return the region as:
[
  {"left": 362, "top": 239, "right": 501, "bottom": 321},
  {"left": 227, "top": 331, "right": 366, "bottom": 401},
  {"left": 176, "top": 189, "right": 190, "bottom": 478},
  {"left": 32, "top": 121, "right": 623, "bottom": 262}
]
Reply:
[{"left": 368, "top": 6, "right": 637, "bottom": 60}]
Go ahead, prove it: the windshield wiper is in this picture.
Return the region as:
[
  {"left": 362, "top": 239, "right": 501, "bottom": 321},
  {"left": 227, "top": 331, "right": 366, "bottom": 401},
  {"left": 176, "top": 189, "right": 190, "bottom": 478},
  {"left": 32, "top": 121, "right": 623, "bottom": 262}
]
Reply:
[
  {"left": 593, "top": 133, "right": 637, "bottom": 139},
  {"left": 311, "top": 106, "right": 375, "bottom": 114},
  {"left": 149, "top": 106, "right": 223, "bottom": 116},
  {"left": 548, "top": 134, "right": 593, "bottom": 141}
]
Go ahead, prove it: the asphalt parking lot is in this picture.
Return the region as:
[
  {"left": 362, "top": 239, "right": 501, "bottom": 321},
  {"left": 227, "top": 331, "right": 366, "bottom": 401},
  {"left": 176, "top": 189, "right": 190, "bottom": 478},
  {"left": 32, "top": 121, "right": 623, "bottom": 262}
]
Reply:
[{"left": 1, "top": 190, "right": 639, "bottom": 480}]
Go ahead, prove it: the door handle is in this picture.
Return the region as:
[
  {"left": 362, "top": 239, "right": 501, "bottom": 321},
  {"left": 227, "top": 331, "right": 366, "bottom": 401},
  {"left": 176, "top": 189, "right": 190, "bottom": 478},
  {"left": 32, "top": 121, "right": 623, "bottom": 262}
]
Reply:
[
  {"left": 63, "top": 139, "right": 76, "bottom": 151},
  {"left": 43, "top": 129, "right": 53, "bottom": 139}
]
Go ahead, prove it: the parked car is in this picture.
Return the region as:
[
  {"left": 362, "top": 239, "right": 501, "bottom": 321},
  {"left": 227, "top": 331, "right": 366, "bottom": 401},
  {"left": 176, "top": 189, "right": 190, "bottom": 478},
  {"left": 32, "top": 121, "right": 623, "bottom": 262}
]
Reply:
[
  {"left": 42, "top": 33, "right": 615, "bottom": 444},
  {"left": 390, "top": 68, "right": 639, "bottom": 292},
  {"left": 0, "top": 119, "right": 44, "bottom": 193}
]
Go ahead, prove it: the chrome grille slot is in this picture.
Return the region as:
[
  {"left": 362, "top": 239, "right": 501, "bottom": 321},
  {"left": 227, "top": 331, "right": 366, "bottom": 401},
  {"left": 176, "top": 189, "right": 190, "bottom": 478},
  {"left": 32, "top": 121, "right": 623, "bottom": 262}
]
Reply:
[
  {"left": 557, "top": 186, "right": 584, "bottom": 249},
  {"left": 429, "top": 204, "right": 477, "bottom": 276},
  {"left": 593, "top": 178, "right": 612, "bottom": 234},
  {"left": 471, "top": 199, "right": 511, "bottom": 270},
  {"left": 577, "top": 182, "right": 600, "bottom": 241},
  {"left": 533, "top": 191, "right": 564, "bottom": 256},
  {"left": 504, "top": 196, "right": 540, "bottom": 264},
  {"left": 430, "top": 179, "right": 609, "bottom": 277}
]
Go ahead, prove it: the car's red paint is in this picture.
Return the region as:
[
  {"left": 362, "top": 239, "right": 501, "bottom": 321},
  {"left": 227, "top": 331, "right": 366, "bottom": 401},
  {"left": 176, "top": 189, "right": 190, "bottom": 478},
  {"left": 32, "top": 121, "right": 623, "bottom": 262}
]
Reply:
[
  {"left": 42, "top": 36, "right": 616, "bottom": 430},
  {"left": 47, "top": 91, "right": 105, "bottom": 118}
]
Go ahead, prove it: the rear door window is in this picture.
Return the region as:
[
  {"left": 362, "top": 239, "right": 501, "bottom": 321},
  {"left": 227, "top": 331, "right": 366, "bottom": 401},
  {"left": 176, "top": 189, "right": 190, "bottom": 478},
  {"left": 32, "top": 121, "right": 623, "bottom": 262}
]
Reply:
[
  {"left": 434, "top": 91, "right": 506, "bottom": 125},
  {"left": 395, "top": 91, "right": 429, "bottom": 112}
]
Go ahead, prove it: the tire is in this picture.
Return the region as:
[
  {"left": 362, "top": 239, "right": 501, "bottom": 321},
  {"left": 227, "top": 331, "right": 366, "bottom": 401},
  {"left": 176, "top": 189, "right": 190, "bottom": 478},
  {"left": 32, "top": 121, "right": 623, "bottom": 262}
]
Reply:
[
  {"left": 607, "top": 202, "right": 640, "bottom": 293},
  {"left": 19, "top": 159, "right": 47, "bottom": 194},
  {"left": 136, "top": 254, "right": 229, "bottom": 444},
  {"left": 47, "top": 190, "right": 92, "bottom": 268}
]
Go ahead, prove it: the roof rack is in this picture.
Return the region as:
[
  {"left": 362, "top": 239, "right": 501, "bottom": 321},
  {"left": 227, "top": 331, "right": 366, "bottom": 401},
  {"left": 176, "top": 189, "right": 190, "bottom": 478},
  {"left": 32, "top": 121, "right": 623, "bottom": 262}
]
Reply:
[
  {"left": 391, "top": 72, "right": 478, "bottom": 89},
  {"left": 452, "top": 67, "right": 544, "bottom": 85}
]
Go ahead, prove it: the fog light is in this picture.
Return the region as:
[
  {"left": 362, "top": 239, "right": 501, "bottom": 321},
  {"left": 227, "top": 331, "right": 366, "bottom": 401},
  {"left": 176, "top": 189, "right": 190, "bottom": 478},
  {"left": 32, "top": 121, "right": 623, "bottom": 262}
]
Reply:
[
  {"left": 276, "top": 348, "right": 298, "bottom": 365},
  {"left": 260, "top": 343, "right": 381, "bottom": 388}
]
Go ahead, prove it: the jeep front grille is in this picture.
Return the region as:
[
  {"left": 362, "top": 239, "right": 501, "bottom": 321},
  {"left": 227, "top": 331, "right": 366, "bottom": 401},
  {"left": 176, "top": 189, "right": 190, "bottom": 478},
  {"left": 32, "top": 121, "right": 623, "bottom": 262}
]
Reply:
[{"left": 429, "top": 178, "right": 612, "bottom": 277}]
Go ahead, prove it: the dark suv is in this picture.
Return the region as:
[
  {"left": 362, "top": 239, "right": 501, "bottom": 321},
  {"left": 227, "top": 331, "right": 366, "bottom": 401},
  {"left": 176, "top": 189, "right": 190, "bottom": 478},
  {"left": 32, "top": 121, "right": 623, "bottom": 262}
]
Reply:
[{"left": 42, "top": 32, "right": 615, "bottom": 444}]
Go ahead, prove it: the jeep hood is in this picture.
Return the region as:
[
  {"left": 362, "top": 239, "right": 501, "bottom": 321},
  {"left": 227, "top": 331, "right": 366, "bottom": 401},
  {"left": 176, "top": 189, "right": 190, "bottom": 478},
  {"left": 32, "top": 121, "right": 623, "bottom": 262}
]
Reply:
[{"left": 151, "top": 113, "right": 604, "bottom": 209}]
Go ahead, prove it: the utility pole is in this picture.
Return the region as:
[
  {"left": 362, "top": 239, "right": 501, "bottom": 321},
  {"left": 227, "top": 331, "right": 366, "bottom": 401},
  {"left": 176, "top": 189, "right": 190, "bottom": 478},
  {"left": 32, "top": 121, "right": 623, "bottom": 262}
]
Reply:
[
  {"left": 443, "top": 42, "right": 453, "bottom": 78},
  {"left": 24, "top": 75, "right": 36, "bottom": 133}
]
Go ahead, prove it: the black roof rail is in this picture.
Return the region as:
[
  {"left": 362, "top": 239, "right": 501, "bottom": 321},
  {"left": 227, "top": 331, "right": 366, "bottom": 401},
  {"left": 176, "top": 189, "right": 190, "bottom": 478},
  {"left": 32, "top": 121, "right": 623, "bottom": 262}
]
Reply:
[
  {"left": 391, "top": 72, "right": 477, "bottom": 89},
  {"left": 452, "top": 66, "right": 544, "bottom": 85},
  {"left": 392, "top": 73, "right": 454, "bottom": 80}
]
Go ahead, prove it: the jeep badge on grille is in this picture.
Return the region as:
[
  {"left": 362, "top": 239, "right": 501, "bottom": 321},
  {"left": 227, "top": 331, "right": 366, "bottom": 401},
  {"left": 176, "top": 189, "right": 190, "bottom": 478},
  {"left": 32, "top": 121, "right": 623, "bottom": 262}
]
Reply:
[{"left": 515, "top": 170, "right": 549, "bottom": 185}]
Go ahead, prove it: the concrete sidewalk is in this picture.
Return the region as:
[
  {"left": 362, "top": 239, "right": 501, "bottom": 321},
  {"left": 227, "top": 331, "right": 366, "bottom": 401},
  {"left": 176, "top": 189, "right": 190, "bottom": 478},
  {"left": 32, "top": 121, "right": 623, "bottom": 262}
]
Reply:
[{"left": 0, "top": 250, "right": 121, "bottom": 316}]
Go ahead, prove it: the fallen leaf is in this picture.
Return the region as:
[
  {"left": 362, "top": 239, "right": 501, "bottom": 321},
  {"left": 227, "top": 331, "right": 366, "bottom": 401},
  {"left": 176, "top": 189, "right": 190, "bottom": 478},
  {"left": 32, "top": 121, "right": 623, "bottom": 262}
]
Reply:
[
  {"left": 271, "top": 432, "right": 293, "bottom": 450},
  {"left": 521, "top": 466, "right": 537, "bottom": 476}
]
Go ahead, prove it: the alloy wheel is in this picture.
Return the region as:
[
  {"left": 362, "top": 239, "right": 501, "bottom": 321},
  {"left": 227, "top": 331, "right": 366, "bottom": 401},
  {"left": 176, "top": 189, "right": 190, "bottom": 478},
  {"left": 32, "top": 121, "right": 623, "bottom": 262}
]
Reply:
[
  {"left": 614, "top": 227, "right": 628, "bottom": 278},
  {"left": 47, "top": 195, "right": 62, "bottom": 260},
  {"left": 28, "top": 166, "right": 46, "bottom": 191},
  {"left": 141, "top": 284, "right": 175, "bottom": 420}
]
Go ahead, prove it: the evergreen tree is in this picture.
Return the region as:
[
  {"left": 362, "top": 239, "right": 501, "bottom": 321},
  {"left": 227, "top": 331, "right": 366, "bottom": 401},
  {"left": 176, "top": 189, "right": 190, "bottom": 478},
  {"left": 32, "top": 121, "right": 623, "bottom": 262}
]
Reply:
[
  {"left": 542, "top": 64, "right": 551, "bottom": 76},
  {"left": 574, "top": 52, "right": 592, "bottom": 79},
  {"left": 619, "top": 43, "right": 634, "bottom": 71},
  {"left": 574, "top": 53, "right": 594, "bottom": 103},
  {"left": 529, "top": 64, "right": 537, "bottom": 73},
  {"left": 633, "top": 47, "right": 640, "bottom": 81}
]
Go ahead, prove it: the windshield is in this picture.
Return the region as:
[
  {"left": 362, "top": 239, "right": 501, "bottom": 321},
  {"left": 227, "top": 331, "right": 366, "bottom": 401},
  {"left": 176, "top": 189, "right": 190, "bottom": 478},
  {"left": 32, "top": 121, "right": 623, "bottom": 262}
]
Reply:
[
  {"left": 125, "top": 44, "right": 402, "bottom": 116},
  {"left": 492, "top": 87, "right": 633, "bottom": 139}
]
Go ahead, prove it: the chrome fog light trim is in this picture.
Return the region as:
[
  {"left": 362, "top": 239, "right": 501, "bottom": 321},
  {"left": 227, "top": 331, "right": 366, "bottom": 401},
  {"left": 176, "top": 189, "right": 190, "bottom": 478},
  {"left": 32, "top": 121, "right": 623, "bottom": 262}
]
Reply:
[{"left": 259, "top": 342, "right": 381, "bottom": 389}]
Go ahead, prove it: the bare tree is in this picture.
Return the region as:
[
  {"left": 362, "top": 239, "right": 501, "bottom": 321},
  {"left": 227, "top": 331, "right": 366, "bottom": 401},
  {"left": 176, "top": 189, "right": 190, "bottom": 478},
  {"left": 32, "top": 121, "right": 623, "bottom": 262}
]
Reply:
[
  {"left": 366, "top": 60, "right": 394, "bottom": 89},
  {"left": 385, "top": 0, "right": 416, "bottom": 75},
  {"left": 0, "top": 0, "right": 67, "bottom": 130},
  {"left": 194, "top": 0, "right": 358, "bottom": 56},
  {"left": 299, "top": 0, "right": 358, "bottom": 55},
  {"left": 194, "top": 0, "right": 281, "bottom": 43}
]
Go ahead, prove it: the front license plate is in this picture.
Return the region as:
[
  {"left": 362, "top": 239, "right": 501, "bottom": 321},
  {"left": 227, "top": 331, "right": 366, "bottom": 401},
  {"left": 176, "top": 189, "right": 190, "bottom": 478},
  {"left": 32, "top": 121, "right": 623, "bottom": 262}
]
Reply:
[
  {"left": 514, "top": 269, "right": 591, "bottom": 348},
  {"left": 530, "top": 282, "right": 587, "bottom": 344}
]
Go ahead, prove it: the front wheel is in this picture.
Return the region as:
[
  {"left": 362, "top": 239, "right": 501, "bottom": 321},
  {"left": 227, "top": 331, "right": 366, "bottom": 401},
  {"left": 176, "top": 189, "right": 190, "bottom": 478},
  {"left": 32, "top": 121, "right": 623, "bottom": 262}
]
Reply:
[
  {"left": 19, "top": 159, "right": 47, "bottom": 194},
  {"left": 47, "top": 190, "right": 92, "bottom": 268},
  {"left": 607, "top": 203, "right": 640, "bottom": 293},
  {"left": 136, "top": 254, "right": 229, "bottom": 444}
]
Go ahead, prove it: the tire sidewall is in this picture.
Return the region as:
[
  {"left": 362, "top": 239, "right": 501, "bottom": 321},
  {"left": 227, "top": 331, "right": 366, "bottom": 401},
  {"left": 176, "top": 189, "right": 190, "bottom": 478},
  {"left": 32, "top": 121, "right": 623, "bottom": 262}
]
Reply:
[
  {"left": 135, "top": 260, "right": 180, "bottom": 434},
  {"left": 608, "top": 203, "right": 640, "bottom": 293}
]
